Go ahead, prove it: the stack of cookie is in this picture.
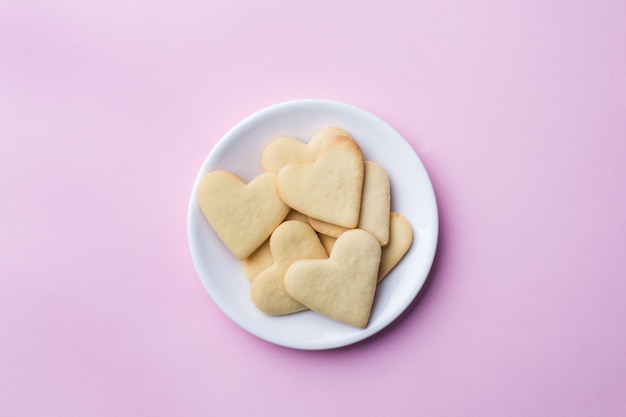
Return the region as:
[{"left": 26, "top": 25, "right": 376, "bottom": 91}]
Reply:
[{"left": 197, "top": 128, "right": 412, "bottom": 328}]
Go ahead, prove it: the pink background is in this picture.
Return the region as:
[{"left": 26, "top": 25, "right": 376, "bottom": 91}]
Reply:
[{"left": 1, "top": 0, "right": 625, "bottom": 416}]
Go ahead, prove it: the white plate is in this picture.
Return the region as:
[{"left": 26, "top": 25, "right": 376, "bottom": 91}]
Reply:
[{"left": 187, "top": 99, "right": 438, "bottom": 350}]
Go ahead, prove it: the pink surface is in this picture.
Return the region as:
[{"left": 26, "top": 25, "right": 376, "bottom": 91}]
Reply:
[{"left": 1, "top": 0, "right": 625, "bottom": 416}]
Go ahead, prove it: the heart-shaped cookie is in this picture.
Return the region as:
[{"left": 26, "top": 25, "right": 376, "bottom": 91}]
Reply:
[
  {"left": 311, "top": 126, "right": 353, "bottom": 143},
  {"left": 312, "top": 213, "right": 414, "bottom": 282},
  {"left": 242, "top": 239, "right": 272, "bottom": 282},
  {"left": 284, "top": 229, "right": 381, "bottom": 328},
  {"left": 308, "top": 161, "right": 390, "bottom": 245},
  {"left": 242, "top": 209, "right": 312, "bottom": 281},
  {"left": 277, "top": 135, "right": 364, "bottom": 228},
  {"left": 377, "top": 212, "right": 413, "bottom": 281},
  {"left": 250, "top": 221, "right": 328, "bottom": 315},
  {"left": 283, "top": 208, "right": 310, "bottom": 224},
  {"left": 261, "top": 127, "right": 353, "bottom": 173},
  {"left": 317, "top": 233, "right": 337, "bottom": 255},
  {"left": 197, "top": 171, "right": 290, "bottom": 259}
]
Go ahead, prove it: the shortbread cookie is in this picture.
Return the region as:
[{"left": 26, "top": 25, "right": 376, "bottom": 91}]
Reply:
[
  {"left": 317, "top": 233, "right": 336, "bottom": 255},
  {"left": 308, "top": 161, "right": 390, "bottom": 245},
  {"left": 261, "top": 127, "right": 353, "bottom": 173},
  {"left": 250, "top": 221, "right": 328, "bottom": 315},
  {"left": 310, "top": 127, "right": 353, "bottom": 143},
  {"left": 242, "top": 209, "right": 310, "bottom": 282},
  {"left": 313, "top": 213, "right": 413, "bottom": 282},
  {"left": 276, "top": 135, "right": 364, "bottom": 228},
  {"left": 378, "top": 212, "right": 413, "bottom": 281},
  {"left": 284, "top": 229, "right": 381, "bottom": 328},
  {"left": 242, "top": 240, "right": 272, "bottom": 282},
  {"left": 197, "top": 171, "right": 290, "bottom": 259},
  {"left": 284, "top": 209, "right": 309, "bottom": 223},
  {"left": 307, "top": 218, "right": 347, "bottom": 238}
]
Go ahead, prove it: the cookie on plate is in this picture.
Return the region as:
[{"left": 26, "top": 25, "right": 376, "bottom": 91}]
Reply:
[
  {"left": 308, "top": 161, "right": 390, "bottom": 245},
  {"left": 312, "top": 212, "right": 414, "bottom": 282},
  {"left": 261, "top": 127, "right": 353, "bottom": 173},
  {"left": 242, "top": 240, "right": 272, "bottom": 282},
  {"left": 242, "top": 209, "right": 311, "bottom": 281},
  {"left": 197, "top": 170, "right": 290, "bottom": 259},
  {"left": 377, "top": 212, "right": 413, "bottom": 281},
  {"left": 250, "top": 221, "right": 328, "bottom": 315},
  {"left": 276, "top": 135, "right": 364, "bottom": 229},
  {"left": 284, "top": 229, "right": 381, "bottom": 328}
]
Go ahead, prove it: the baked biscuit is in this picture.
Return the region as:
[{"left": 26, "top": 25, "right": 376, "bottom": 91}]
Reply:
[
  {"left": 276, "top": 135, "right": 364, "bottom": 228},
  {"left": 197, "top": 171, "right": 289, "bottom": 259},
  {"left": 261, "top": 127, "right": 353, "bottom": 172},
  {"left": 308, "top": 161, "right": 390, "bottom": 245},
  {"left": 284, "top": 229, "right": 381, "bottom": 328},
  {"left": 250, "top": 221, "right": 328, "bottom": 315}
]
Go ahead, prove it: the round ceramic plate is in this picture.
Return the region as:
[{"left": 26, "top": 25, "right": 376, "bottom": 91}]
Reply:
[{"left": 187, "top": 99, "right": 438, "bottom": 350}]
